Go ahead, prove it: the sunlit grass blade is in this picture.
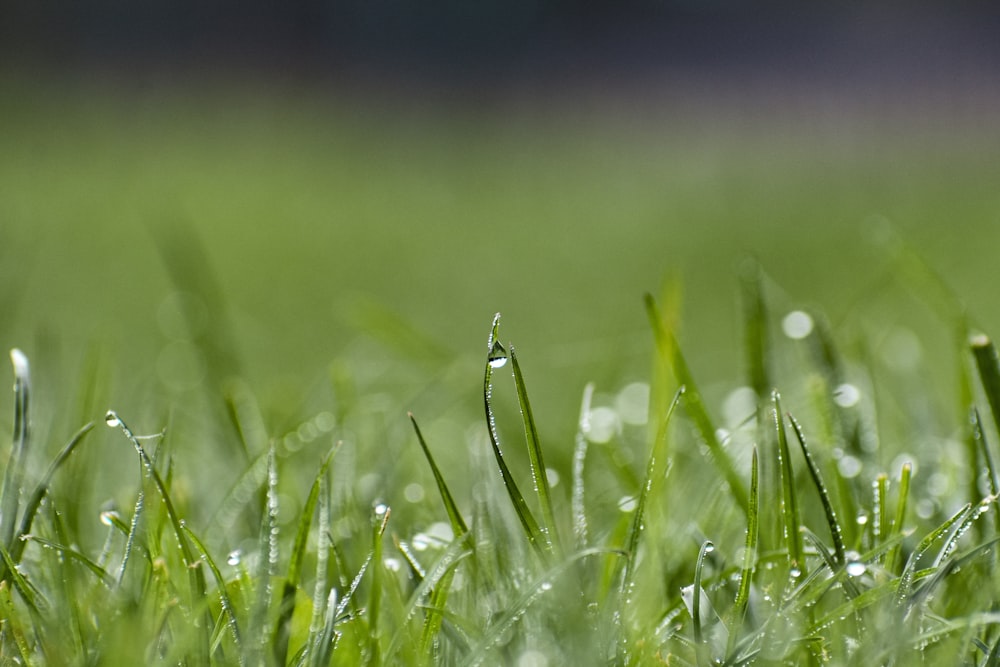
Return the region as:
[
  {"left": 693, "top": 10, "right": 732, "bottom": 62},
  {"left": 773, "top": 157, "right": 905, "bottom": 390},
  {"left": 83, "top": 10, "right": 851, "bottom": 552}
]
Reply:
[
  {"left": 773, "top": 392, "right": 803, "bottom": 577},
  {"left": 105, "top": 410, "right": 211, "bottom": 662},
  {"left": 621, "top": 387, "right": 684, "bottom": 601},
  {"left": 181, "top": 523, "right": 244, "bottom": 660},
  {"left": 894, "top": 502, "right": 972, "bottom": 606},
  {"left": 728, "top": 447, "right": 758, "bottom": 656},
  {"left": 645, "top": 294, "right": 748, "bottom": 514},
  {"left": 409, "top": 414, "right": 468, "bottom": 536},
  {"left": 10, "top": 422, "right": 95, "bottom": 565},
  {"left": 483, "top": 313, "right": 548, "bottom": 560},
  {"left": 787, "top": 412, "right": 846, "bottom": 567},
  {"left": 571, "top": 383, "right": 595, "bottom": 550},
  {"left": 510, "top": 345, "right": 562, "bottom": 558},
  {"left": 1, "top": 350, "right": 31, "bottom": 575},
  {"left": 462, "top": 548, "right": 624, "bottom": 667},
  {"left": 274, "top": 443, "right": 339, "bottom": 666}
]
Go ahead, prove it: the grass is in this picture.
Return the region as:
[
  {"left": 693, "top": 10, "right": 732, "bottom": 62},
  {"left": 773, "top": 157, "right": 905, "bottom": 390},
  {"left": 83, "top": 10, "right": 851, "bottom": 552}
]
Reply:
[{"left": 3, "top": 257, "right": 1000, "bottom": 666}]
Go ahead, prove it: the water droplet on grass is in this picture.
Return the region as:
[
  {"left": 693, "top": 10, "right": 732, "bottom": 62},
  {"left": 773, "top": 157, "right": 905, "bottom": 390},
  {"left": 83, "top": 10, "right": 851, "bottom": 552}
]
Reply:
[
  {"left": 488, "top": 340, "right": 508, "bottom": 368},
  {"left": 618, "top": 495, "right": 637, "bottom": 513},
  {"left": 846, "top": 561, "right": 867, "bottom": 577},
  {"left": 545, "top": 468, "right": 560, "bottom": 487},
  {"left": 100, "top": 510, "right": 119, "bottom": 526},
  {"left": 104, "top": 411, "right": 120, "bottom": 428},
  {"left": 227, "top": 550, "right": 242, "bottom": 566},
  {"left": 833, "top": 383, "right": 861, "bottom": 408},
  {"left": 782, "top": 311, "right": 814, "bottom": 339}
]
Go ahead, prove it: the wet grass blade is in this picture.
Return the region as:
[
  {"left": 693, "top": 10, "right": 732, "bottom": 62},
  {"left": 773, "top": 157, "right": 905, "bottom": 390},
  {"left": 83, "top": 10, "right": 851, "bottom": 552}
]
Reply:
[
  {"left": 483, "top": 313, "right": 548, "bottom": 561},
  {"left": 366, "top": 506, "right": 391, "bottom": 666},
  {"left": 21, "top": 536, "right": 114, "bottom": 588},
  {"left": 787, "top": 412, "right": 847, "bottom": 566},
  {"left": 728, "top": 448, "right": 759, "bottom": 655},
  {"left": 885, "top": 462, "right": 913, "bottom": 575},
  {"left": 181, "top": 523, "right": 244, "bottom": 660},
  {"left": 692, "top": 540, "right": 714, "bottom": 646},
  {"left": 894, "top": 502, "right": 972, "bottom": 606},
  {"left": 972, "top": 409, "right": 1000, "bottom": 534},
  {"left": 645, "top": 294, "right": 748, "bottom": 514},
  {"left": 274, "top": 444, "right": 339, "bottom": 666},
  {"left": 10, "top": 422, "right": 95, "bottom": 565},
  {"left": 621, "top": 387, "right": 684, "bottom": 599},
  {"left": 773, "top": 393, "right": 803, "bottom": 576},
  {"left": 249, "top": 445, "right": 280, "bottom": 665},
  {"left": 571, "top": 383, "right": 595, "bottom": 551},
  {"left": 409, "top": 414, "right": 468, "bottom": 536},
  {"left": 510, "top": 345, "right": 562, "bottom": 558},
  {"left": 1, "top": 350, "right": 31, "bottom": 577},
  {"left": 105, "top": 411, "right": 211, "bottom": 662}
]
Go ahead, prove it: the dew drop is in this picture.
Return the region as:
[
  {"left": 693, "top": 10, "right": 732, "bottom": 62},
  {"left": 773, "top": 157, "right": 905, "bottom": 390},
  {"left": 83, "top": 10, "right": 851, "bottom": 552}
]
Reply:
[
  {"left": 100, "top": 510, "right": 120, "bottom": 527},
  {"left": 488, "top": 340, "right": 508, "bottom": 368},
  {"left": 833, "top": 383, "right": 861, "bottom": 408},
  {"left": 412, "top": 533, "right": 431, "bottom": 551},
  {"left": 846, "top": 561, "right": 867, "bottom": 577},
  {"left": 545, "top": 468, "right": 560, "bottom": 487},
  {"left": 782, "top": 311, "right": 814, "bottom": 340},
  {"left": 618, "top": 495, "right": 637, "bottom": 513},
  {"left": 539, "top": 581, "right": 553, "bottom": 592},
  {"left": 789, "top": 567, "right": 802, "bottom": 579},
  {"left": 383, "top": 557, "right": 401, "bottom": 572},
  {"left": 373, "top": 502, "right": 389, "bottom": 517},
  {"left": 227, "top": 550, "right": 242, "bottom": 566},
  {"left": 104, "top": 410, "right": 121, "bottom": 428}
]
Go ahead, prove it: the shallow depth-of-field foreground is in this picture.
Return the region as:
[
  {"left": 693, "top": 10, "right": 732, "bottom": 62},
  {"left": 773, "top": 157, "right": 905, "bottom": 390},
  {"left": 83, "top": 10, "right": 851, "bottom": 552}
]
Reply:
[{"left": 3, "top": 259, "right": 1000, "bottom": 666}]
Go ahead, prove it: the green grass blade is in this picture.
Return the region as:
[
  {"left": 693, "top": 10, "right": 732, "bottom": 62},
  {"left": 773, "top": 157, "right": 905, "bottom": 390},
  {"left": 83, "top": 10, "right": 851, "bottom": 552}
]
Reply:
[
  {"left": 801, "top": 529, "right": 860, "bottom": 599},
  {"left": 510, "top": 345, "right": 562, "bottom": 558},
  {"left": 787, "top": 412, "right": 847, "bottom": 567},
  {"left": 621, "top": 387, "right": 684, "bottom": 601},
  {"left": 10, "top": 422, "right": 95, "bottom": 565},
  {"left": 181, "top": 523, "right": 245, "bottom": 659},
  {"left": 105, "top": 411, "right": 211, "bottom": 662},
  {"left": 307, "top": 460, "right": 333, "bottom": 654},
  {"left": 274, "top": 444, "right": 339, "bottom": 666},
  {"left": 972, "top": 334, "right": 1000, "bottom": 435},
  {"left": 885, "top": 461, "right": 913, "bottom": 575},
  {"left": 0, "top": 542, "right": 45, "bottom": 615},
  {"left": 728, "top": 447, "right": 759, "bottom": 655},
  {"left": 249, "top": 444, "right": 280, "bottom": 665},
  {"left": 739, "top": 258, "right": 771, "bottom": 401},
  {"left": 773, "top": 392, "right": 803, "bottom": 577},
  {"left": 21, "top": 535, "right": 114, "bottom": 588},
  {"left": 1, "top": 350, "right": 31, "bottom": 569},
  {"left": 483, "top": 313, "right": 548, "bottom": 560},
  {"left": 645, "top": 294, "right": 749, "bottom": 514},
  {"left": 366, "top": 505, "right": 391, "bottom": 666},
  {"left": 894, "top": 502, "right": 972, "bottom": 606},
  {"left": 409, "top": 414, "right": 469, "bottom": 536},
  {"left": 571, "top": 382, "right": 595, "bottom": 551},
  {"left": 972, "top": 409, "right": 1000, "bottom": 534},
  {"left": 692, "top": 540, "right": 714, "bottom": 646}
]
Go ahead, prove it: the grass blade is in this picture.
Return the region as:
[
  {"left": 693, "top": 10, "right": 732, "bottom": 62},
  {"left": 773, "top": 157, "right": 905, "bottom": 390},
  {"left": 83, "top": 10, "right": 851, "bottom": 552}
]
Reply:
[
  {"left": 972, "top": 409, "right": 1000, "bottom": 534},
  {"left": 739, "top": 258, "right": 772, "bottom": 401},
  {"left": 10, "top": 422, "right": 95, "bottom": 565},
  {"left": 571, "top": 383, "right": 595, "bottom": 551},
  {"left": 895, "top": 502, "right": 972, "bottom": 606},
  {"left": 274, "top": 443, "right": 340, "bottom": 666},
  {"left": 773, "top": 392, "right": 803, "bottom": 577},
  {"left": 483, "top": 313, "right": 547, "bottom": 560},
  {"left": 409, "top": 414, "right": 469, "bottom": 536},
  {"left": 21, "top": 535, "right": 114, "bottom": 588},
  {"left": 885, "top": 461, "right": 913, "bottom": 575},
  {"left": 1, "top": 350, "right": 31, "bottom": 573},
  {"left": 366, "top": 505, "right": 391, "bottom": 666},
  {"left": 692, "top": 540, "right": 714, "bottom": 646},
  {"left": 510, "top": 345, "right": 562, "bottom": 558},
  {"left": 728, "top": 447, "right": 759, "bottom": 655},
  {"left": 181, "top": 523, "right": 244, "bottom": 659},
  {"left": 787, "top": 412, "right": 847, "bottom": 566},
  {"left": 249, "top": 444, "right": 280, "bottom": 665},
  {"left": 972, "top": 334, "right": 1000, "bottom": 437},
  {"left": 645, "top": 294, "right": 749, "bottom": 514}
]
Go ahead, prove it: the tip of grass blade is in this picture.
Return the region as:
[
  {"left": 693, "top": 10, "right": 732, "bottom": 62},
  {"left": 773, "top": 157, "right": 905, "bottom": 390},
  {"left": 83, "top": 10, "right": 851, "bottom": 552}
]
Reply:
[{"left": 9, "top": 348, "right": 28, "bottom": 380}]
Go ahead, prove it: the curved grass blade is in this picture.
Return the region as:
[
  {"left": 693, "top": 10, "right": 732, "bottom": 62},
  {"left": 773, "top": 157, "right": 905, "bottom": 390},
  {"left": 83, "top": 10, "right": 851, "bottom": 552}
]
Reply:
[
  {"left": 483, "top": 313, "right": 547, "bottom": 560},
  {"left": 181, "top": 523, "right": 244, "bottom": 660},
  {"left": 621, "top": 387, "right": 684, "bottom": 599},
  {"left": 510, "top": 345, "right": 562, "bottom": 558},
  {"left": 787, "top": 412, "right": 846, "bottom": 566},
  {"left": 105, "top": 411, "right": 211, "bottom": 662},
  {"left": 409, "top": 414, "right": 468, "bottom": 536},
  {"left": 728, "top": 448, "right": 759, "bottom": 655},
  {"left": 274, "top": 443, "right": 340, "bottom": 666},
  {"left": 462, "top": 548, "right": 625, "bottom": 667},
  {"left": 0, "top": 542, "right": 45, "bottom": 614},
  {"left": 572, "top": 383, "right": 595, "bottom": 550},
  {"left": 895, "top": 502, "right": 972, "bottom": 606},
  {"left": 10, "top": 422, "right": 95, "bottom": 565},
  {"left": 645, "top": 295, "right": 748, "bottom": 514},
  {"left": 692, "top": 540, "right": 714, "bottom": 646},
  {"left": 20, "top": 535, "right": 114, "bottom": 587},
  {"left": 801, "top": 529, "right": 859, "bottom": 599},
  {"left": 773, "top": 393, "right": 803, "bottom": 577},
  {"left": 885, "top": 461, "right": 913, "bottom": 575}
]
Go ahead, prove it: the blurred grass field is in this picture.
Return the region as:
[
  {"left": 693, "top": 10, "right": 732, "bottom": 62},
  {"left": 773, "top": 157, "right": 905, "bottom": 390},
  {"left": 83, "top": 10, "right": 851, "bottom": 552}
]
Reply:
[{"left": 3, "top": 70, "right": 1000, "bottom": 663}]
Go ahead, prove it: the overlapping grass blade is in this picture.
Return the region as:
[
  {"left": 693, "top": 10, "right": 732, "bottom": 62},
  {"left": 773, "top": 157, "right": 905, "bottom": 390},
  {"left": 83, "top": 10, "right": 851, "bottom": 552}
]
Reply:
[
  {"left": 772, "top": 393, "right": 803, "bottom": 576},
  {"left": 644, "top": 294, "right": 748, "bottom": 514},
  {"left": 510, "top": 345, "right": 562, "bottom": 558},
  {"left": 181, "top": 523, "right": 244, "bottom": 659},
  {"left": 249, "top": 444, "right": 280, "bottom": 665},
  {"left": 20, "top": 536, "right": 114, "bottom": 588},
  {"left": 105, "top": 411, "right": 211, "bottom": 662},
  {"left": 274, "top": 443, "right": 340, "bottom": 666},
  {"left": 409, "top": 414, "right": 468, "bottom": 536},
  {"left": 482, "top": 313, "right": 548, "bottom": 560},
  {"left": 895, "top": 502, "right": 972, "bottom": 606},
  {"left": 8, "top": 422, "right": 94, "bottom": 565},
  {"left": 787, "top": 412, "right": 846, "bottom": 566}
]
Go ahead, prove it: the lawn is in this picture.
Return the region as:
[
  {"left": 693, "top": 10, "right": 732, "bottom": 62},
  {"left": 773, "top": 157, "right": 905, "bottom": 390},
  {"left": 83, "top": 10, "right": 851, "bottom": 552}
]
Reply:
[{"left": 1, "top": 72, "right": 1000, "bottom": 664}]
